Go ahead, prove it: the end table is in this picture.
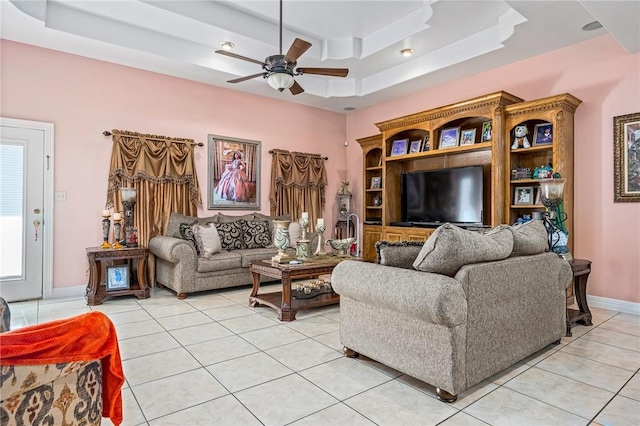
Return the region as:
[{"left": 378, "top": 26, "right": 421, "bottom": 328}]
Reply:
[
  {"left": 566, "top": 258, "right": 593, "bottom": 337},
  {"left": 85, "top": 246, "right": 151, "bottom": 305}
]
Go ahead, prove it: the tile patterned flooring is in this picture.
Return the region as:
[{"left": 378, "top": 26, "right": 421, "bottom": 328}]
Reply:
[{"left": 7, "top": 284, "right": 639, "bottom": 426}]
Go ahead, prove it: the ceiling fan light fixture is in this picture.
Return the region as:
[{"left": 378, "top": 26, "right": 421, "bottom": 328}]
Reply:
[
  {"left": 400, "top": 48, "right": 414, "bottom": 57},
  {"left": 267, "top": 72, "right": 295, "bottom": 92},
  {"left": 220, "top": 41, "right": 235, "bottom": 50}
]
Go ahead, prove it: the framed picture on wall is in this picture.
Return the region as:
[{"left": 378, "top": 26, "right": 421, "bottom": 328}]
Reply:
[
  {"left": 208, "top": 135, "right": 261, "bottom": 210},
  {"left": 613, "top": 112, "right": 640, "bottom": 202}
]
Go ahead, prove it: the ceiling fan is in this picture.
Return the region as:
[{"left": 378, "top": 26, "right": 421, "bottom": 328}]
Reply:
[{"left": 215, "top": 0, "right": 349, "bottom": 95}]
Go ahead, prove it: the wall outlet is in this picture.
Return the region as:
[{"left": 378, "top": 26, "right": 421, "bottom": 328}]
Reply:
[{"left": 55, "top": 191, "right": 67, "bottom": 201}]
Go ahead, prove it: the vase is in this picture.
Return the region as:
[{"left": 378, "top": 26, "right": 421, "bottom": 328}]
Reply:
[{"left": 272, "top": 220, "right": 293, "bottom": 263}]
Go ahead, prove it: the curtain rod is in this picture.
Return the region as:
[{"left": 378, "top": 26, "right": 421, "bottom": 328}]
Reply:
[
  {"left": 269, "top": 149, "right": 328, "bottom": 160},
  {"left": 102, "top": 131, "right": 204, "bottom": 147}
]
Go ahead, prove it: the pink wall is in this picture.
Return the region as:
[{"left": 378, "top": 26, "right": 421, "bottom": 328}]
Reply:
[
  {"left": 346, "top": 35, "right": 640, "bottom": 304},
  {"left": 1, "top": 40, "right": 347, "bottom": 290}
]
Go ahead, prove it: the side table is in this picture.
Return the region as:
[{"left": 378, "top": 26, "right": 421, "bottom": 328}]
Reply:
[
  {"left": 566, "top": 258, "right": 593, "bottom": 337},
  {"left": 85, "top": 246, "right": 151, "bottom": 305}
]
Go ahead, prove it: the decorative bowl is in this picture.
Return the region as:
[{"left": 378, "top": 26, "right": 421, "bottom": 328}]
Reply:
[{"left": 325, "top": 237, "right": 356, "bottom": 255}]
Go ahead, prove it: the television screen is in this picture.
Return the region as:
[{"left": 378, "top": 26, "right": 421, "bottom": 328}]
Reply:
[{"left": 401, "top": 166, "right": 484, "bottom": 225}]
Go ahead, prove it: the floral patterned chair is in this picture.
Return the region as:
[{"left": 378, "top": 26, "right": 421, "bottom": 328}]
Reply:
[{"left": 0, "top": 307, "right": 124, "bottom": 426}]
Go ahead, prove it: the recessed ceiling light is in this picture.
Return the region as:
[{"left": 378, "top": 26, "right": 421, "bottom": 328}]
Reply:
[
  {"left": 582, "top": 21, "right": 603, "bottom": 31},
  {"left": 344, "top": 107, "right": 356, "bottom": 111},
  {"left": 400, "top": 48, "right": 414, "bottom": 57},
  {"left": 220, "top": 41, "right": 235, "bottom": 50}
]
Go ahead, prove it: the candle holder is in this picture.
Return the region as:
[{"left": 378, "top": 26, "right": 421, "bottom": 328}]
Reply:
[
  {"left": 121, "top": 187, "right": 138, "bottom": 248},
  {"left": 313, "top": 224, "right": 327, "bottom": 256},
  {"left": 100, "top": 212, "right": 111, "bottom": 249},
  {"left": 112, "top": 219, "right": 124, "bottom": 249}
]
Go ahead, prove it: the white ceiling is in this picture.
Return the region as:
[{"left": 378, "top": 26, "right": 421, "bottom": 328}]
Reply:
[{"left": 2, "top": 0, "right": 639, "bottom": 113}]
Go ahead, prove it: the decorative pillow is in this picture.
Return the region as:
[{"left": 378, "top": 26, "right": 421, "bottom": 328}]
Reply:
[
  {"left": 215, "top": 220, "right": 247, "bottom": 251},
  {"left": 193, "top": 223, "right": 222, "bottom": 258},
  {"left": 244, "top": 220, "right": 272, "bottom": 249},
  {"left": 167, "top": 213, "right": 197, "bottom": 238},
  {"left": 375, "top": 240, "right": 425, "bottom": 269},
  {"left": 288, "top": 221, "right": 303, "bottom": 248},
  {"left": 413, "top": 223, "right": 514, "bottom": 277},
  {"left": 510, "top": 219, "right": 548, "bottom": 256},
  {"left": 178, "top": 223, "right": 200, "bottom": 255}
]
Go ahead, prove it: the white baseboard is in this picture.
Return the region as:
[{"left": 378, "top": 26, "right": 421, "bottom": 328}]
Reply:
[
  {"left": 587, "top": 295, "right": 640, "bottom": 315},
  {"left": 50, "top": 285, "right": 86, "bottom": 300}
]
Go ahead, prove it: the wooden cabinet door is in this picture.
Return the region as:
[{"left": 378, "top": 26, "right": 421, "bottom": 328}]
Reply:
[
  {"left": 362, "top": 226, "right": 382, "bottom": 262},
  {"left": 382, "top": 229, "right": 405, "bottom": 242},
  {"left": 404, "top": 228, "right": 433, "bottom": 242}
]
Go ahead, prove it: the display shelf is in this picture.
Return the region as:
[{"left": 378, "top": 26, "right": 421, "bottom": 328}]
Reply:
[
  {"left": 511, "top": 205, "right": 545, "bottom": 209},
  {"left": 385, "top": 142, "right": 492, "bottom": 162}
]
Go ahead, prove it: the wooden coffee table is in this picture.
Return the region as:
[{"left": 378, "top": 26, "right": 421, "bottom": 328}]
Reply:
[{"left": 249, "top": 258, "right": 345, "bottom": 321}]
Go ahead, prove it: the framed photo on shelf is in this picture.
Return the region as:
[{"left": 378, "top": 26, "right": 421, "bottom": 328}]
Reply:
[
  {"left": 613, "top": 112, "right": 640, "bottom": 202},
  {"left": 533, "top": 123, "right": 553, "bottom": 146},
  {"left": 106, "top": 265, "right": 130, "bottom": 291},
  {"left": 514, "top": 186, "right": 534, "bottom": 205},
  {"left": 439, "top": 127, "right": 460, "bottom": 149},
  {"left": 481, "top": 121, "right": 493, "bottom": 142},
  {"left": 422, "top": 133, "right": 431, "bottom": 151},
  {"left": 409, "top": 140, "right": 422, "bottom": 153},
  {"left": 390, "top": 139, "right": 409, "bottom": 156},
  {"left": 460, "top": 128, "right": 476, "bottom": 146},
  {"left": 371, "top": 177, "right": 382, "bottom": 189}
]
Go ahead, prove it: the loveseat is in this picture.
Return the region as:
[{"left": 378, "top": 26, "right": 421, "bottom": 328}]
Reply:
[
  {"left": 149, "top": 212, "right": 299, "bottom": 298},
  {"left": 331, "top": 221, "right": 572, "bottom": 402}
]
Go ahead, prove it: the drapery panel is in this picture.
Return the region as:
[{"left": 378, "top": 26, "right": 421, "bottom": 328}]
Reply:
[
  {"left": 269, "top": 149, "right": 327, "bottom": 229},
  {"left": 105, "top": 130, "right": 202, "bottom": 247}
]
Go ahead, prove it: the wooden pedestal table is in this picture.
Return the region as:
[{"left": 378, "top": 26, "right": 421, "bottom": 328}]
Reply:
[
  {"left": 85, "top": 246, "right": 151, "bottom": 305},
  {"left": 565, "top": 259, "right": 593, "bottom": 337},
  {"left": 249, "top": 257, "right": 346, "bottom": 321}
]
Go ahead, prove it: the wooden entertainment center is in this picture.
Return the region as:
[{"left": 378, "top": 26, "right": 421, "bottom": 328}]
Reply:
[{"left": 357, "top": 91, "right": 581, "bottom": 262}]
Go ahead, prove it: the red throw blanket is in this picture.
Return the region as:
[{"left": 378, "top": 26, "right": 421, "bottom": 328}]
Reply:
[{"left": 0, "top": 311, "right": 124, "bottom": 425}]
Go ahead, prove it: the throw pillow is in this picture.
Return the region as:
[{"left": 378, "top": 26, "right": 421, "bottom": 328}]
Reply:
[
  {"left": 375, "top": 240, "right": 425, "bottom": 269},
  {"left": 289, "top": 221, "right": 302, "bottom": 248},
  {"left": 178, "top": 222, "right": 200, "bottom": 255},
  {"left": 510, "top": 219, "right": 548, "bottom": 256},
  {"left": 193, "top": 223, "right": 222, "bottom": 258},
  {"left": 413, "top": 223, "right": 514, "bottom": 277},
  {"left": 244, "top": 220, "right": 272, "bottom": 249},
  {"left": 215, "top": 220, "right": 247, "bottom": 251}
]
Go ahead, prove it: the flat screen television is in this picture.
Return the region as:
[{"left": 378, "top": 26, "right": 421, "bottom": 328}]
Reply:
[{"left": 401, "top": 165, "right": 484, "bottom": 226}]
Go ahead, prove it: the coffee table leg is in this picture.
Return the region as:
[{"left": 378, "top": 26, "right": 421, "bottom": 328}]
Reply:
[
  {"left": 279, "top": 271, "right": 295, "bottom": 321},
  {"left": 249, "top": 271, "right": 261, "bottom": 307}
]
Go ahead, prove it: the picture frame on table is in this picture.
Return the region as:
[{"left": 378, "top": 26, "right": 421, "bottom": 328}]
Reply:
[
  {"left": 514, "top": 186, "right": 534, "bottom": 205},
  {"left": 422, "top": 133, "right": 431, "bottom": 151},
  {"left": 208, "top": 134, "right": 261, "bottom": 210},
  {"left": 371, "top": 177, "right": 382, "bottom": 189},
  {"left": 613, "top": 112, "right": 640, "bottom": 202},
  {"left": 409, "top": 140, "right": 422, "bottom": 153},
  {"left": 106, "top": 265, "right": 130, "bottom": 291},
  {"left": 481, "top": 121, "right": 493, "bottom": 142},
  {"left": 460, "top": 128, "right": 476, "bottom": 146},
  {"left": 390, "top": 139, "right": 409, "bottom": 156},
  {"left": 533, "top": 123, "right": 553, "bottom": 146},
  {"left": 439, "top": 127, "right": 460, "bottom": 149}
]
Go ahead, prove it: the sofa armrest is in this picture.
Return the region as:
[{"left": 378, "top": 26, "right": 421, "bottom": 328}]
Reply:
[
  {"left": 331, "top": 261, "right": 467, "bottom": 327},
  {"left": 149, "top": 236, "right": 196, "bottom": 264}
]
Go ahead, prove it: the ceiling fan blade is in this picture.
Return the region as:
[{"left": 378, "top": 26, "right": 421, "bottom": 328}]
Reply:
[
  {"left": 289, "top": 80, "right": 304, "bottom": 95},
  {"left": 296, "top": 67, "right": 349, "bottom": 77},
  {"left": 284, "top": 38, "right": 312, "bottom": 63},
  {"left": 215, "top": 50, "right": 265, "bottom": 66},
  {"left": 227, "top": 73, "right": 266, "bottom": 84}
]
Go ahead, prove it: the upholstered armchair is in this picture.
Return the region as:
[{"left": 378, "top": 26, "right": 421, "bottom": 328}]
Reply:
[{"left": 0, "top": 309, "right": 124, "bottom": 426}]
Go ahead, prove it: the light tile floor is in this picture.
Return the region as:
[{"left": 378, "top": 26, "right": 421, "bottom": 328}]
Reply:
[{"left": 7, "top": 285, "right": 640, "bottom": 426}]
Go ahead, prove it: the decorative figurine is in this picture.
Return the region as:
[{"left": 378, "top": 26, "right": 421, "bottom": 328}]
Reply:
[{"left": 511, "top": 124, "right": 531, "bottom": 150}]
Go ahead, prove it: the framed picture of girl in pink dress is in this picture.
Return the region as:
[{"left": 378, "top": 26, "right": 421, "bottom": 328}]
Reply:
[{"left": 208, "top": 135, "right": 261, "bottom": 210}]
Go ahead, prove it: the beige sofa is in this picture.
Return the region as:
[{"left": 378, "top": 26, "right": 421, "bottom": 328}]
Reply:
[
  {"left": 149, "top": 212, "right": 292, "bottom": 298},
  {"left": 331, "top": 221, "right": 572, "bottom": 402}
]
